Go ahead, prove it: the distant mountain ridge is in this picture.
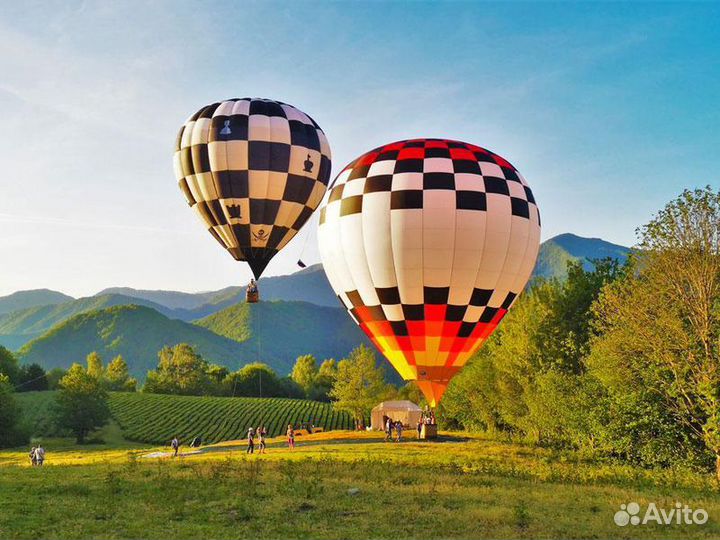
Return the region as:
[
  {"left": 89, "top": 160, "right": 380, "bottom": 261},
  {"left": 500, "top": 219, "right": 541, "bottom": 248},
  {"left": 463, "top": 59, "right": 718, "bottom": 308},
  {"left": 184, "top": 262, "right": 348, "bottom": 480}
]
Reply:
[
  {"left": 0, "top": 294, "right": 183, "bottom": 350},
  {"left": 0, "top": 289, "right": 74, "bottom": 316},
  {"left": 1, "top": 233, "right": 632, "bottom": 356},
  {"left": 94, "top": 264, "right": 338, "bottom": 312},
  {"left": 533, "top": 233, "right": 631, "bottom": 280}
]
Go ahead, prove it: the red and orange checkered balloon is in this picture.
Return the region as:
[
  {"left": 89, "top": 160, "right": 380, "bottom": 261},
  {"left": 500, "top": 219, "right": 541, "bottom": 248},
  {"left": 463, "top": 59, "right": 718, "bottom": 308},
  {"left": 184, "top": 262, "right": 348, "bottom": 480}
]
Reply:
[{"left": 318, "top": 139, "right": 541, "bottom": 407}]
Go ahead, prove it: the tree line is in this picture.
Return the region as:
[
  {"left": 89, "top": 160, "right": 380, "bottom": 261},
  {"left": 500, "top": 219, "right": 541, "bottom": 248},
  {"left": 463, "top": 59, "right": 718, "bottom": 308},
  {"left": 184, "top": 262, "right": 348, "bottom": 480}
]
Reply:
[{"left": 441, "top": 187, "right": 720, "bottom": 478}]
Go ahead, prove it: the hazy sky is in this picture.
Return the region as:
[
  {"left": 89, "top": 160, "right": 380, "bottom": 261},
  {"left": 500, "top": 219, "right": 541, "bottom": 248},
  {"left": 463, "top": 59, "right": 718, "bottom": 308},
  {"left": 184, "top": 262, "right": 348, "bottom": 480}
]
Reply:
[{"left": 1, "top": 1, "right": 718, "bottom": 297}]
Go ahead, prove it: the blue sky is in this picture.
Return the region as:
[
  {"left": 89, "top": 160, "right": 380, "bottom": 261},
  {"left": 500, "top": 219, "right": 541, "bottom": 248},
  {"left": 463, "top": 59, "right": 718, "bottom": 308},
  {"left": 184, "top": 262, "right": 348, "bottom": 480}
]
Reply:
[{"left": 0, "top": 1, "right": 718, "bottom": 297}]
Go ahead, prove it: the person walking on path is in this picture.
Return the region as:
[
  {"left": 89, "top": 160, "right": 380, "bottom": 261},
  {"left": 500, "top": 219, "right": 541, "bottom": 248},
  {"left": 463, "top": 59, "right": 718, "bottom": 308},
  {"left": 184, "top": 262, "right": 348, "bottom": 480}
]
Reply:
[
  {"left": 34, "top": 445, "right": 45, "bottom": 466},
  {"left": 384, "top": 418, "right": 393, "bottom": 442},
  {"left": 171, "top": 437, "right": 180, "bottom": 457},
  {"left": 286, "top": 424, "right": 295, "bottom": 450},
  {"left": 258, "top": 426, "right": 267, "bottom": 454},
  {"left": 247, "top": 427, "right": 255, "bottom": 454}
]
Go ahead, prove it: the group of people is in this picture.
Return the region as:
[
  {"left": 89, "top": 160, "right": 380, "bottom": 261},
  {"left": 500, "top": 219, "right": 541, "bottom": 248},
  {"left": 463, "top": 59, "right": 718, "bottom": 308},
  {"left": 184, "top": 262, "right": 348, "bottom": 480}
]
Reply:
[
  {"left": 384, "top": 418, "right": 405, "bottom": 442},
  {"left": 169, "top": 423, "right": 302, "bottom": 457},
  {"left": 246, "top": 426, "right": 268, "bottom": 454},
  {"left": 421, "top": 410, "right": 436, "bottom": 425},
  {"left": 28, "top": 445, "right": 45, "bottom": 466}
]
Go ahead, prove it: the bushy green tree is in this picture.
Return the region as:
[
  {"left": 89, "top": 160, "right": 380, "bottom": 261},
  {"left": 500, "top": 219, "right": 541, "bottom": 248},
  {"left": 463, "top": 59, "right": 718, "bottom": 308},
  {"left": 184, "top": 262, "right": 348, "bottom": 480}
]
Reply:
[
  {"left": 589, "top": 187, "right": 720, "bottom": 474},
  {"left": 105, "top": 356, "right": 137, "bottom": 392},
  {"left": 310, "top": 358, "right": 338, "bottom": 402},
  {"left": 16, "top": 363, "right": 48, "bottom": 392},
  {"left": 143, "top": 344, "right": 217, "bottom": 396},
  {"left": 291, "top": 354, "right": 318, "bottom": 396},
  {"left": 329, "top": 345, "right": 392, "bottom": 428},
  {"left": 222, "top": 363, "right": 283, "bottom": 397},
  {"left": 442, "top": 258, "right": 625, "bottom": 444},
  {"left": 278, "top": 376, "right": 305, "bottom": 399},
  {"left": 0, "top": 374, "right": 24, "bottom": 448},
  {"left": 54, "top": 364, "right": 110, "bottom": 444},
  {"left": 86, "top": 352, "right": 104, "bottom": 380},
  {"left": 394, "top": 382, "right": 426, "bottom": 408},
  {"left": 0, "top": 346, "right": 19, "bottom": 385},
  {"left": 46, "top": 368, "right": 67, "bottom": 390},
  {"left": 288, "top": 354, "right": 337, "bottom": 401},
  {"left": 207, "top": 364, "right": 230, "bottom": 385}
]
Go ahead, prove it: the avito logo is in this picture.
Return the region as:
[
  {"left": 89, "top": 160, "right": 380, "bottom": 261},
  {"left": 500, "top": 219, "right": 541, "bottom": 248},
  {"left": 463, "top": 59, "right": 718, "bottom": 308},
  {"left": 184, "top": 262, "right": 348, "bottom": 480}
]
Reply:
[{"left": 614, "top": 502, "right": 708, "bottom": 526}]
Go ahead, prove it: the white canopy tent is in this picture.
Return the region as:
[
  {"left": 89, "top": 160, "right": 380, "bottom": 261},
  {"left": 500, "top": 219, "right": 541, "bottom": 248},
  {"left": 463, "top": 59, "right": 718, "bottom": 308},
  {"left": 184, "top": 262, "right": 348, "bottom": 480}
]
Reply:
[{"left": 370, "top": 400, "right": 422, "bottom": 430}]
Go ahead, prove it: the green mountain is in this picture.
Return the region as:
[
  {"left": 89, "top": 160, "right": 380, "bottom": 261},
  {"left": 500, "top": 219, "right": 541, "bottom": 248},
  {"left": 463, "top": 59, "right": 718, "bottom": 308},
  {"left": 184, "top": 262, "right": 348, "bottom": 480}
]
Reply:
[
  {"left": 195, "top": 300, "right": 370, "bottom": 373},
  {"left": 0, "top": 289, "right": 74, "bottom": 315},
  {"left": 95, "top": 286, "right": 240, "bottom": 311},
  {"left": 17, "top": 301, "right": 370, "bottom": 378},
  {"left": 15, "top": 305, "right": 252, "bottom": 379},
  {"left": 533, "top": 233, "right": 631, "bottom": 280},
  {"left": 0, "top": 294, "right": 180, "bottom": 350}
]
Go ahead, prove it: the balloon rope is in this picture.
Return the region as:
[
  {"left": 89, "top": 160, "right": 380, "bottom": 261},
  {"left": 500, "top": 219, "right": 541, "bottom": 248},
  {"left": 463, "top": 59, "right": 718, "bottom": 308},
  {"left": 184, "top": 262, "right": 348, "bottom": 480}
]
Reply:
[{"left": 297, "top": 221, "right": 316, "bottom": 263}]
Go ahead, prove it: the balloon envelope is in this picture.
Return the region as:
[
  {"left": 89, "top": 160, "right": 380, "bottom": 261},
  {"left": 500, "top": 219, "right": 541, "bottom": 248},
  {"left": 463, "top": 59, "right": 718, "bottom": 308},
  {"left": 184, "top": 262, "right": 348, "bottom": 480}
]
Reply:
[
  {"left": 318, "top": 139, "right": 540, "bottom": 406},
  {"left": 174, "top": 98, "right": 332, "bottom": 278}
]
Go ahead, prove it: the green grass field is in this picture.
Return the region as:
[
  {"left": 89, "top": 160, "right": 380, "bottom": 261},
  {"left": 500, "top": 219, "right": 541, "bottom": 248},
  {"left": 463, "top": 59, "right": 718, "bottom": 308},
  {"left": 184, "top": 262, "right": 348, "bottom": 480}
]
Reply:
[
  {"left": 4, "top": 392, "right": 720, "bottom": 539},
  {"left": 1, "top": 430, "right": 719, "bottom": 539},
  {"left": 16, "top": 391, "right": 354, "bottom": 443}
]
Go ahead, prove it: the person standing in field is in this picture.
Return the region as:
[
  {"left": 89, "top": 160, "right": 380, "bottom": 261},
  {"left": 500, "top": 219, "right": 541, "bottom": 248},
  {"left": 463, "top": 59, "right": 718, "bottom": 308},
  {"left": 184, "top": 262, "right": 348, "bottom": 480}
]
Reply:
[
  {"left": 384, "top": 418, "right": 393, "bottom": 442},
  {"left": 29, "top": 446, "right": 37, "bottom": 466},
  {"left": 417, "top": 420, "right": 423, "bottom": 439},
  {"left": 34, "top": 445, "right": 45, "bottom": 466},
  {"left": 247, "top": 427, "right": 255, "bottom": 454},
  {"left": 395, "top": 421, "right": 403, "bottom": 442},
  {"left": 258, "top": 426, "right": 267, "bottom": 454},
  {"left": 286, "top": 424, "right": 295, "bottom": 449},
  {"left": 171, "top": 437, "right": 179, "bottom": 457}
]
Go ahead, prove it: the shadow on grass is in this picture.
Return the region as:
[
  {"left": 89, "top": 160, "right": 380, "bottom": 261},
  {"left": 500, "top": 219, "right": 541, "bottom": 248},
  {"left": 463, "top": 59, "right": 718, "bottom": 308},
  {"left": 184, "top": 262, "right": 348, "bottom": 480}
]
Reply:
[{"left": 190, "top": 433, "right": 472, "bottom": 456}]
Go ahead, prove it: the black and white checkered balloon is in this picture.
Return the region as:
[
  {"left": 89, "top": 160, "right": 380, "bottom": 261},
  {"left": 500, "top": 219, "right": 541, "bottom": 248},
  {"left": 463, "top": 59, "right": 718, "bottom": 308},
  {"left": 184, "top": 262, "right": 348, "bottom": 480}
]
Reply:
[{"left": 174, "top": 98, "right": 332, "bottom": 278}]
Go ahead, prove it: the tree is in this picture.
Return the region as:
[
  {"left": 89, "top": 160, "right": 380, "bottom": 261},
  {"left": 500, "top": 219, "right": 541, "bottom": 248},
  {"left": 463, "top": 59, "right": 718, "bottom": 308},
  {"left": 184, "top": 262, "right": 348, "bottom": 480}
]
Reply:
[
  {"left": 278, "top": 376, "right": 305, "bottom": 399},
  {"left": 0, "top": 374, "right": 24, "bottom": 448},
  {"left": 207, "top": 364, "right": 230, "bottom": 385},
  {"left": 54, "top": 364, "right": 110, "bottom": 444},
  {"left": 311, "top": 358, "right": 338, "bottom": 402},
  {"left": 318, "top": 358, "right": 337, "bottom": 381},
  {"left": 105, "top": 356, "right": 137, "bottom": 392},
  {"left": 441, "top": 258, "right": 625, "bottom": 444},
  {"left": 0, "top": 346, "right": 19, "bottom": 385},
  {"left": 329, "top": 345, "right": 392, "bottom": 428},
  {"left": 394, "top": 382, "right": 426, "bottom": 407},
  {"left": 86, "top": 352, "right": 104, "bottom": 380},
  {"left": 291, "top": 354, "right": 318, "bottom": 397},
  {"left": 46, "top": 368, "right": 67, "bottom": 390},
  {"left": 589, "top": 187, "right": 720, "bottom": 475},
  {"left": 143, "top": 344, "right": 216, "bottom": 396},
  {"left": 222, "top": 363, "right": 283, "bottom": 397},
  {"left": 16, "top": 364, "right": 48, "bottom": 392}
]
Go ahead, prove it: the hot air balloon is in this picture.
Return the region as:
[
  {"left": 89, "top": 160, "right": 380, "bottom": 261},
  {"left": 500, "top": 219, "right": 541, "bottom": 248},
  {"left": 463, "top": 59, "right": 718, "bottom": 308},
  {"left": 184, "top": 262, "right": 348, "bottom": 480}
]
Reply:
[
  {"left": 317, "top": 138, "right": 540, "bottom": 407},
  {"left": 174, "top": 98, "right": 332, "bottom": 280}
]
